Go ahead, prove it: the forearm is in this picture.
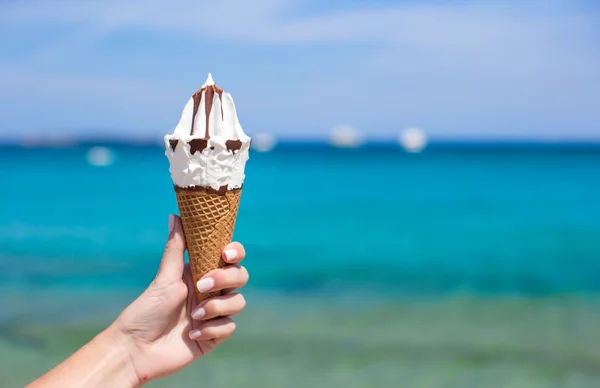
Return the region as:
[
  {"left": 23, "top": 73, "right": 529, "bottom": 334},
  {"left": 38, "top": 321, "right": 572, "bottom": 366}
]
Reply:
[{"left": 27, "top": 325, "right": 140, "bottom": 388}]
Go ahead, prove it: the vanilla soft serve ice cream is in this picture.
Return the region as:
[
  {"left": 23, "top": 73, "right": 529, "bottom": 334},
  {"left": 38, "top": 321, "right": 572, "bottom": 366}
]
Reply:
[{"left": 164, "top": 74, "right": 251, "bottom": 192}]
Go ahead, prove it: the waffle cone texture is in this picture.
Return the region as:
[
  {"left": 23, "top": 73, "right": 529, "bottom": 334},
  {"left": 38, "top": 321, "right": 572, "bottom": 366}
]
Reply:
[{"left": 175, "top": 187, "right": 242, "bottom": 302}]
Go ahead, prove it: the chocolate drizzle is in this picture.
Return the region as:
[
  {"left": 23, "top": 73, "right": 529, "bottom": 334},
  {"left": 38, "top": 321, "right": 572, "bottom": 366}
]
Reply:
[
  {"left": 169, "top": 139, "right": 179, "bottom": 151},
  {"left": 226, "top": 139, "right": 243, "bottom": 153},
  {"left": 187, "top": 82, "right": 225, "bottom": 155},
  {"left": 188, "top": 138, "right": 208, "bottom": 155},
  {"left": 189, "top": 83, "right": 224, "bottom": 138},
  {"left": 175, "top": 184, "right": 242, "bottom": 196},
  {"left": 190, "top": 92, "right": 203, "bottom": 136}
]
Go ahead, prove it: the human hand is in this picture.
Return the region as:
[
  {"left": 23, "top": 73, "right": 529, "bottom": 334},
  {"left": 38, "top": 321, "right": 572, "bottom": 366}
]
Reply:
[{"left": 109, "top": 214, "right": 249, "bottom": 385}]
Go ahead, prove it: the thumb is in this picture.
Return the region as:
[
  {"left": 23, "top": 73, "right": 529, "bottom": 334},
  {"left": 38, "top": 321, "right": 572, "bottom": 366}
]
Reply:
[{"left": 156, "top": 214, "right": 186, "bottom": 284}]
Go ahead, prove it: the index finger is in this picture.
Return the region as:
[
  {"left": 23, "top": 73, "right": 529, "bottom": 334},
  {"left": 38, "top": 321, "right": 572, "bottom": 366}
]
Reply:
[{"left": 222, "top": 242, "right": 246, "bottom": 264}]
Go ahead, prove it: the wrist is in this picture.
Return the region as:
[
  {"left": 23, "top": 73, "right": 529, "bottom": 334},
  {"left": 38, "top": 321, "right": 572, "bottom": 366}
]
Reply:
[{"left": 101, "top": 325, "right": 144, "bottom": 388}]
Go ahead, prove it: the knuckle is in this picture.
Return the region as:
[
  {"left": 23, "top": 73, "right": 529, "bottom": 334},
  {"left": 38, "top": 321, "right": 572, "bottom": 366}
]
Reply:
[
  {"left": 164, "top": 240, "right": 182, "bottom": 256},
  {"left": 203, "top": 299, "right": 218, "bottom": 315},
  {"left": 202, "top": 319, "right": 236, "bottom": 339},
  {"left": 209, "top": 270, "right": 225, "bottom": 286},
  {"left": 177, "top": 283, "right": 189, "bottom": 300},
  {"left": 205, "top": 300, "right": 225, "bottom": 316},
  {"left": 201, "top": 326, "right": 217, "bottom": 338},
  {"left": 211, "top": 300, "right": 225, "bottom": 316},
  {"left": 162, "top": 244, "right": 174, "bottom": 257},
  {"left": 222, "top": 268, "right": 238, "bottom": 286}
]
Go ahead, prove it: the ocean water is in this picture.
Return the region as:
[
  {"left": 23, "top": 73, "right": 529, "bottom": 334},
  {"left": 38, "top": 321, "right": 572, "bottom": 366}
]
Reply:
[
  {"left": 1, "top": 143, "right": 600, "bottom": 387},
  {"left": 1, "top": 143, "right": 599, "bottom": 296}
]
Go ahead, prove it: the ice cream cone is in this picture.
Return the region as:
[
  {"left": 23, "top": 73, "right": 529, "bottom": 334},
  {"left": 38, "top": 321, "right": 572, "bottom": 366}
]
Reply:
[
  {"left": 165, "top": 74, "right": 250, "bottom": 302},
  {"left": 175, "top": 187, "right": 242, "bottom": 302}
]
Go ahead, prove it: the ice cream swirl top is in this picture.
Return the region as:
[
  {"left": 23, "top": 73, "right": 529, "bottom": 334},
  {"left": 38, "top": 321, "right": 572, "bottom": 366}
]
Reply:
[{"left": 164, "top": 74, "right": 251, "bottom": 192}]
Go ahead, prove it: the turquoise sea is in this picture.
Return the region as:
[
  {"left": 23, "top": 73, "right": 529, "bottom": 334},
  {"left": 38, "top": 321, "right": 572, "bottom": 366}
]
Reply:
[{"left": 1, "top": 142, "right": 600, "bottom": 387}]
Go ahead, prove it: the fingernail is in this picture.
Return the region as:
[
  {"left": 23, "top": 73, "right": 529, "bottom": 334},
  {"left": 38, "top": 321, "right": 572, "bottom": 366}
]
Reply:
[
  {"left": 191, "top": 307, "right": 206, "bottom": 320},
  {"left": 196, "top": 278, "right": 214, "bottom": 293},
  {"left": 168, "top": 214, "right": 175, "bottom": 233},
  {"left": 189, "top": 329, "right": 202, "bottom": 339},
  {"left": 224, "top": 249, "right": 238, "bottom": 262}
]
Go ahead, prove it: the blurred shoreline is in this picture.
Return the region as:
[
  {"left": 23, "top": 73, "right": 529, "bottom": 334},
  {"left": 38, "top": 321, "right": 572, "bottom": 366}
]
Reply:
[{"left": 3, "top": 291, "right": 600, "bottom": 387}]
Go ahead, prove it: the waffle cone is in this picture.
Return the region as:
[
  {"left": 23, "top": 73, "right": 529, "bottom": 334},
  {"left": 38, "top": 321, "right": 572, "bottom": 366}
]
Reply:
[{"left": 175, "top": 187, "right": 242, "bottom": 303}]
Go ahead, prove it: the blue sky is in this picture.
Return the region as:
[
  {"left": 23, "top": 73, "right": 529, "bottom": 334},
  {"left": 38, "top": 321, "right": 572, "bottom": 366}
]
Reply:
[{"left": 0, "top": 0, "right": 599, "bottom": 142}]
